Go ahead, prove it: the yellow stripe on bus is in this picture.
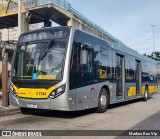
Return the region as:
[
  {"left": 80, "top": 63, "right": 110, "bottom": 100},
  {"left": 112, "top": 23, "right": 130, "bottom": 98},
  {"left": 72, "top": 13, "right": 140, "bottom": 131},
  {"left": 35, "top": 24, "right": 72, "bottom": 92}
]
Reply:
[
  {"left": 141, "top": 86, "right": 145, "bottom": 95},
  {"left": 38, "top": 75, "right": 56, "bottom": 80},
  {"left": 13, "top": 85, "right": 56, "bottom": 99},
  {"left": 128, "top": 85, "right": 157, "bottom": 96},
  {"left": 128, "top": 87, "right": 136, "bottom": 97},
  {"left": 148, "top": 86, "right": 157, "bottom": 93},
  {"left": 20, "top": 76, "right": 32, "bottom": 78}
]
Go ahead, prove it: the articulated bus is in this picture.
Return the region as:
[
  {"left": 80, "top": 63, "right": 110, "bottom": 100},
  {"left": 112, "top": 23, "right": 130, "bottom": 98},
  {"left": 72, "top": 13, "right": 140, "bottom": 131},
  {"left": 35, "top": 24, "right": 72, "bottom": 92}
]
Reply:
[{"left": 9, "top": 27, "right": 157, "bottom": 113}]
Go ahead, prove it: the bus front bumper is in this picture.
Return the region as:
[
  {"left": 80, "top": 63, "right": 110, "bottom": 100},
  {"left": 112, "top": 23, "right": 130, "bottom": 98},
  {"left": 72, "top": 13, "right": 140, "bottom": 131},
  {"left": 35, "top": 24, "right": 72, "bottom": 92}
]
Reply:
[{"left": 9, "top": 92, "right": 75, "bottom": 111}]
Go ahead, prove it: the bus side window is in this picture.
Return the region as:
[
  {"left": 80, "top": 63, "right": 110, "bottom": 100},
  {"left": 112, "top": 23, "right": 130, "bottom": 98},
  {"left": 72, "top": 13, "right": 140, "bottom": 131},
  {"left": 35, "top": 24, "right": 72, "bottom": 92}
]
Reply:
[
  {"left": 95, "top": 47, "right": 108, "bottom": 79},
  {"left": 80, "top": 48, "right": 93, "bottom": 73},
  {"left": 125, "top": 56, "right": 135, "bottom": 81},
  {"left": 71, "top": 43, "right": 81, "bottom": 71},
  {"left": 71, "top": 42, "right": 93, "bottom": 73}
]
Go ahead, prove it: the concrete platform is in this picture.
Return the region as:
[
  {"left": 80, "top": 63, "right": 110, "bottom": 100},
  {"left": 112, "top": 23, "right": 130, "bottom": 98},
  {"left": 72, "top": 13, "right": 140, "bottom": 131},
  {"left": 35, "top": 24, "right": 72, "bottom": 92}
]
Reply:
[
  {"left": 0, "top": 92, "right": 21, "bottom": 117},
  {"left": 0, "top": 92, "right": 40, "bottom": 117},
  {"left": 0, "top": 106, "right": 20, "bottom": 117}
]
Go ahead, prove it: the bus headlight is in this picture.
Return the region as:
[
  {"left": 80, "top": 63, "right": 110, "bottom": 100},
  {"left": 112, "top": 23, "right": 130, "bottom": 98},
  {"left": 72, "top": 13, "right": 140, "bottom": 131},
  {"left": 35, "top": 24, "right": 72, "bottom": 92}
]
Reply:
[
  {"left": 49, "top": 84, "right": 66, "bottom": 99},
  {"left": 9, "top": 85, "right": 17, "bottom": 96}
]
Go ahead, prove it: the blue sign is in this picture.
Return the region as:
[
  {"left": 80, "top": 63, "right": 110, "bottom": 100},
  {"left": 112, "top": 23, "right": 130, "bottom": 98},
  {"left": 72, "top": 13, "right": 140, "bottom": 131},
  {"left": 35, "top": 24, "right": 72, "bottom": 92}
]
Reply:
[
  {"left": 113, "top": 97, "right": 117, "bottom": 103},
  {"left": 32, "top": 73, "right": 38, "bottom": 80}
]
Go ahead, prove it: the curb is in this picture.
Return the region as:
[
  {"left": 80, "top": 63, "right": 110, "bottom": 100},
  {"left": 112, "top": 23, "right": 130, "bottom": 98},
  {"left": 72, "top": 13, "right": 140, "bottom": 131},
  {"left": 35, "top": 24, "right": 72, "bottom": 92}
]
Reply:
[
  {"left": 0, "top": 106, "right": 44, "bottom": 117},
  {"left": 0, "top": 106, "right": 21, "bottom": 117}
]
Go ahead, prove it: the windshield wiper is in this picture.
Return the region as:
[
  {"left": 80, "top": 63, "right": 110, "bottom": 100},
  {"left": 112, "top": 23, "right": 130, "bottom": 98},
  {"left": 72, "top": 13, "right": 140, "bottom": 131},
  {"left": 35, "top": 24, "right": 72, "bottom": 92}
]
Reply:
[{"left": 39, "top": 39, "right": 54, "bottom": 60}]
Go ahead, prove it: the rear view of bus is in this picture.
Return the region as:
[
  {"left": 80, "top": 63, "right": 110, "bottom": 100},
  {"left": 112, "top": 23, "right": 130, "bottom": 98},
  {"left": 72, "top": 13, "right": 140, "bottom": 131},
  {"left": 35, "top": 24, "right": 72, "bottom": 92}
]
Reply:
[{"left": 9, "top": 27, "right": 75, "bottom": 111}]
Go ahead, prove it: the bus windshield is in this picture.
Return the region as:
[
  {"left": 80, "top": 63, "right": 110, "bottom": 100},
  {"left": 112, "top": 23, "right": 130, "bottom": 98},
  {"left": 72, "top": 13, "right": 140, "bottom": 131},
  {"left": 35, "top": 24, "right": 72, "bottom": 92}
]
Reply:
[{"left": 12, "top": 41, "right": 67, "bottom": 80}]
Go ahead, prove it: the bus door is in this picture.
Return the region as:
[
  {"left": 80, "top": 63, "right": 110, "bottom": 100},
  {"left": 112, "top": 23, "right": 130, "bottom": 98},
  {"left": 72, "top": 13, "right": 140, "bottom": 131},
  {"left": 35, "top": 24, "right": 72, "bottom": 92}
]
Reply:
[
  {"left": 116, "top": 54, "right": 125, "bottom": 99},
  {"left": 135, "top": 60, "right": 141, "bottom": 96},
  {"left": 70, "top": 44, "right": 94, "bottom": 110}
]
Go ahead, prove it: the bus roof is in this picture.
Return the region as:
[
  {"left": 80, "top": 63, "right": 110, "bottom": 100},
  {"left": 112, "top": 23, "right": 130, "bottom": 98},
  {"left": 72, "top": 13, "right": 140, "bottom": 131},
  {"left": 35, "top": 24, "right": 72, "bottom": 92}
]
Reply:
[
  {"left": 20, "top": 26, "right": 71, "bottom": 37},
  {"left": 72, "top": 27, "right": 156, "bottom": 64},
  {"left": 20, "top": 26, "right": 156, "bottom": 64}
]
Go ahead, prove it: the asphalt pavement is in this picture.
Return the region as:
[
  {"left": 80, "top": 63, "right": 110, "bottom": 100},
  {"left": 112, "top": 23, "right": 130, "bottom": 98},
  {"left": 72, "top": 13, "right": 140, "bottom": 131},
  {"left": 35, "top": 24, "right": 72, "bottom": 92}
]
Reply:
[{"left": 0, "top": 92, "right": 159, "bottom": 139}]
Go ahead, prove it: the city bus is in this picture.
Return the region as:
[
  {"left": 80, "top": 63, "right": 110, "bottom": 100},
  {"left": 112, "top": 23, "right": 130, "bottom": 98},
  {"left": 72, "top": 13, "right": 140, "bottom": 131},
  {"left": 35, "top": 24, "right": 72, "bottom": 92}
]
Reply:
[{"left": 9, "top": 26, "right": 157, "bottom": 113}]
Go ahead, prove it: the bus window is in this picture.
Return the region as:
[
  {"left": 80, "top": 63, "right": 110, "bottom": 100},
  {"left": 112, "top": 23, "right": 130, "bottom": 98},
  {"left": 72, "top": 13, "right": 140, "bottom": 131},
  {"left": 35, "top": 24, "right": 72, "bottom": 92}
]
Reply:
[
  {"left": 71, "top": 43, "right": 93, "bottom": 73},
  {"left": 70, "top": 41, "right": 94, "bottom": 89},
  {"left": 125, "top": 57, "right": 135, "bottom": 81},
  {"left": 81, "top": 50, "right": 92, "bottom": 72},
  {"left": 71, "top": 43, "right": 81, "bottom": 71},
  {"left": 142, "top": 61, "right": 149, "bottom": 81},
  {"left": 95, "top": 47, "right": 108, "bottom": 79},
  {"left": 94, "top": 47, "right": 115, "bottom": 80},
  {"left": 108, "top": 51, "right": 116, "bottom": 80}
]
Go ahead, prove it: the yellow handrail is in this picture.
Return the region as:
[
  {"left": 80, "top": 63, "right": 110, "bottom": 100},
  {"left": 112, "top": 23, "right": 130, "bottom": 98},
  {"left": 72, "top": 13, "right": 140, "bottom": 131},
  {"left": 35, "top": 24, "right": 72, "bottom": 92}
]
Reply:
[
  {"left": 4, "top": 0, "right": 11, "bottom": 14},
  {"left": 0, "top": 0, "right": 27, "bottom": 17}
]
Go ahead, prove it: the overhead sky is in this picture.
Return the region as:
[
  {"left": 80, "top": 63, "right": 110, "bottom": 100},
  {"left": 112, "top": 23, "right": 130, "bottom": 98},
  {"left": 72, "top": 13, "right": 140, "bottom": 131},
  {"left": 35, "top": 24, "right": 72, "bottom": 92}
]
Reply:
[{"left": 65, "top": 0, "right": 160, "bottom": 55}]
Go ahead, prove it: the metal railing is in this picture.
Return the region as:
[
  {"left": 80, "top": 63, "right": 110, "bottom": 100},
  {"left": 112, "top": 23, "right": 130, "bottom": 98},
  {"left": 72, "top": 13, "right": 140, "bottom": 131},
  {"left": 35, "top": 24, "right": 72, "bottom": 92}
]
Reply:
[
  {"left": 3, "top": 0, "right": 37, "bottom": 11},
  {"left": 4, "top": 0, "right": 129, "bottom": 47},
  {"left": 23, "top": 0, "right": 38, "bottom": 8},
  {"left": 38, "top": 0, "right": 71, "bottom": 10}
]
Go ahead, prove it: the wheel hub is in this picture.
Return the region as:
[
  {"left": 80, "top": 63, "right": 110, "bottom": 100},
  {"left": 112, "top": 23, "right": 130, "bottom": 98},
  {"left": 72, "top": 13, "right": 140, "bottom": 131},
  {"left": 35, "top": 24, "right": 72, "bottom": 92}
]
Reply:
[
  {"left": 145, "top": 90, "right": 148, "bottom": 99},
  {"left": 100, "top": 94, "right": 107, "bottom": 107}
]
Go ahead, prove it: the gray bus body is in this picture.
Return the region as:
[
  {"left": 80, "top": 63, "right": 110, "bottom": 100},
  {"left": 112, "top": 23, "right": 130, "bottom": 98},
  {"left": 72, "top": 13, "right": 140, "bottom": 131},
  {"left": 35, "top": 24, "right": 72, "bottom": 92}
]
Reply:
[{"left": 9, "top": 27, "right": 157, "bottom": 111}]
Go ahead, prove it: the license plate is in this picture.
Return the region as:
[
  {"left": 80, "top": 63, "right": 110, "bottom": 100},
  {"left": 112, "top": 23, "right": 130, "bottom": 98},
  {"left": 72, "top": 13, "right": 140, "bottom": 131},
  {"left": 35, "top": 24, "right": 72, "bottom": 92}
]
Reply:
[{"left": 27, "top": 103, "right": 37, "bottom": 108}]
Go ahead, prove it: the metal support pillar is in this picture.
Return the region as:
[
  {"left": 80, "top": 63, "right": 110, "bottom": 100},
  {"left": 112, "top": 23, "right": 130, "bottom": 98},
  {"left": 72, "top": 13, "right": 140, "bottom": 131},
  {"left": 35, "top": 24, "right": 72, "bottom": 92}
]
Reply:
[
  {"left": 2, "top": 53, "right": 8, "bottom": 107},
  {"left": 67, "top": 18, "right": 74, "bottom": 26},
  {"left": 18, "top": 0, "right": 29, "bottom": 35},
  {"left": 21, "top": 13, "right": 29, "bottom": 34}
]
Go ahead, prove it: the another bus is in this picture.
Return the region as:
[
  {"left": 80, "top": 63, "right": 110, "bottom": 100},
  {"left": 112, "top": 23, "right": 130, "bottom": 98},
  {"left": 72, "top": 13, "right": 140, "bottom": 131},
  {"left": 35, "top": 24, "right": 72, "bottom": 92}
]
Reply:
[{"left": 9, "top": 27, "right": 157, "bottom": 113}]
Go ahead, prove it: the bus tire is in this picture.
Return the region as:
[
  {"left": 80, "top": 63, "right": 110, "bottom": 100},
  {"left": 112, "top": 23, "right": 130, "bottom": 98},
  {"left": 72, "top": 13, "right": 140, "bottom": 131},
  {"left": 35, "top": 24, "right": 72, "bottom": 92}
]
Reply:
[
  {"left": 96, "top": 88, "right": 109, "bottom": 113},
  {"left": 143, "top": 89, "right": 148, "bottom": 101}
]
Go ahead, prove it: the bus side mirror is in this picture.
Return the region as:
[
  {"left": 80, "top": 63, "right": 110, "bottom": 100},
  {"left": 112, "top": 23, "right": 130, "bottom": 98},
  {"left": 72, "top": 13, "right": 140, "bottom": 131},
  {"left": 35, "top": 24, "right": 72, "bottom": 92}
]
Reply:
[{"left": 80, "top": 49, "right": 87, "bottom": 65}]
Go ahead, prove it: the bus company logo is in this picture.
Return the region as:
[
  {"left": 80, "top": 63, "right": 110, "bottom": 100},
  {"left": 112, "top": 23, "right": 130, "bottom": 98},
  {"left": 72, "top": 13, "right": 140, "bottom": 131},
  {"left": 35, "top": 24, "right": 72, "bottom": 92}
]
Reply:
[
  {"left": 2, "top": 131, "right": 11, "bottom": 136},
  {"left": 17, "top": 92, "right": 26, "bottom": 95}
]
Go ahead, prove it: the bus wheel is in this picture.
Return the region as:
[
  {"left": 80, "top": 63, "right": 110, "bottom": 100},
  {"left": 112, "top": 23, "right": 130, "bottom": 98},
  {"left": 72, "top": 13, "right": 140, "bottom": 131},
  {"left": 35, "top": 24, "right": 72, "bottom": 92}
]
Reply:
[
  {"left": 96, "top": 88, "right": 109, "bottom": 113},
  {"left": 143, "top": 89, "right": 148, "bottom": 101}
]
